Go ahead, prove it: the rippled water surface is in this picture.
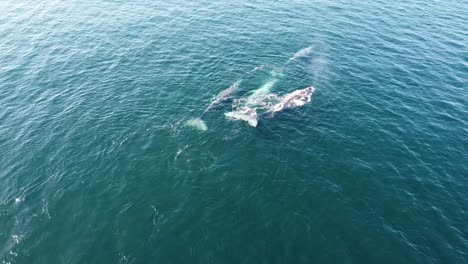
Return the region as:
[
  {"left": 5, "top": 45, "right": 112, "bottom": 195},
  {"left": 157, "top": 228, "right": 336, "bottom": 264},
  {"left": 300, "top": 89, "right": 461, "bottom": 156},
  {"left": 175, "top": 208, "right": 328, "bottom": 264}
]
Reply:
[{"left": 1, "top": 0, "right": 467, "bottom": 263}]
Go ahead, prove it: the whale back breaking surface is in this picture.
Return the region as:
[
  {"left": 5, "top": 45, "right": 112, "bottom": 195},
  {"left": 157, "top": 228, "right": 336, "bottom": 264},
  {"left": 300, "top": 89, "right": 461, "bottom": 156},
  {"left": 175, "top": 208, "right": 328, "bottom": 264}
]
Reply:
[
  {"left": 201, "top": 80, "right": 242, "bottom": 117},
  {"left": 225, "top": 86, "right": 316, "bottom": 127},
  {"left": 270, "top": 86, "right": 315, "bottom": 113}
]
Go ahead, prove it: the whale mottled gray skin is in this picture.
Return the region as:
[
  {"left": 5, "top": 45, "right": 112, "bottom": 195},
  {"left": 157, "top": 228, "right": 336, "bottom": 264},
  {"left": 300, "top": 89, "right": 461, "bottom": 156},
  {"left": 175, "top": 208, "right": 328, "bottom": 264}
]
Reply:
[
  {"left": 269, "top": 86, "right": 315, "bottom": 114},
  {"left": 187, "top": 80, "right": 244, "bottom": 131},
  {"left": 225, "top": 86, "right": 315, "bottom": 127},
  {"left": 201, "top": 80, "right": 241, "bottom": 118}
]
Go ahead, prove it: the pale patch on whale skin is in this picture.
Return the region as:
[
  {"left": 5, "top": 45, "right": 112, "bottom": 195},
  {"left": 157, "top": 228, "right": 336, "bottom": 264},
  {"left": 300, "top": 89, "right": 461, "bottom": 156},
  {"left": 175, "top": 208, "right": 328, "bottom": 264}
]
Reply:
[{"left": 269, "top": 86, "right": 315, "bottom": 114}]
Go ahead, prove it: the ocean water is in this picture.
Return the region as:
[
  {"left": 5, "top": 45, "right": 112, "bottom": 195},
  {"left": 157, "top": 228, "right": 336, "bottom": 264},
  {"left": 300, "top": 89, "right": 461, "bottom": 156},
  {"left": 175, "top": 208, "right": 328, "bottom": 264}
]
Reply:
[{"left": 0, "top": 0, "right": 467, "bottom": 263}]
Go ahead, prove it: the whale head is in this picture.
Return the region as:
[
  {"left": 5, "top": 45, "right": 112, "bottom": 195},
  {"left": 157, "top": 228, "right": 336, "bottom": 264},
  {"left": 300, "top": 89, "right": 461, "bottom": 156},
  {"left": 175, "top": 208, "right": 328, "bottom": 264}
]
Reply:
[{"left": 297, "top": 86, "right": 315, "bottom": 100}]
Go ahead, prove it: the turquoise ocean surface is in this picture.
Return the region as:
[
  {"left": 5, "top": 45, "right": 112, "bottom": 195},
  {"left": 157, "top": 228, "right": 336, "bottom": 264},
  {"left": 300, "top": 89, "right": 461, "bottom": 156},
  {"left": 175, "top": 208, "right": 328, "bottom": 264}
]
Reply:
[{"left": 1, "top": 0, "right": 467, "bottom": 263}]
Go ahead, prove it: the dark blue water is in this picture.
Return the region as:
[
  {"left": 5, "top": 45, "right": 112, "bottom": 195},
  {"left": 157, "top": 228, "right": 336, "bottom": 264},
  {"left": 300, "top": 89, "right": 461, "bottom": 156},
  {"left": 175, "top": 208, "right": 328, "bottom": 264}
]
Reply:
[{"left": 1, "top": 0, "right": 467, "bottom": 263}]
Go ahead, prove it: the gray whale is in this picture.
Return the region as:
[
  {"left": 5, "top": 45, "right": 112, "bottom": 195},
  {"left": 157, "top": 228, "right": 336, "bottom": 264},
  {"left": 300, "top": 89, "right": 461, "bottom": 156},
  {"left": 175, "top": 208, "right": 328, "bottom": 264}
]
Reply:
[{"left": 225, "top": 86, "right": 315, "bottom": 127}]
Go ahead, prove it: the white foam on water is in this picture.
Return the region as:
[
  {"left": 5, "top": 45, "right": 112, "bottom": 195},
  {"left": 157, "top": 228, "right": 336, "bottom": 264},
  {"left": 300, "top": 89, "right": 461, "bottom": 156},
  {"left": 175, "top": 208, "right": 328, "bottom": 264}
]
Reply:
[
  {"left": 186, "top": 118, "right": 208, "bottom": 131},
  {"left": 11, "top": 235, "right": 22, "bottom": 244},
  {"left": 225, "top": 110, "right": 258, "bottom": 127},
  {"left": 175, "top": 144, "right": 189, "bottom": 160},
  {"left": 250, "top": 64, "right": 278, "bottom": 73}
]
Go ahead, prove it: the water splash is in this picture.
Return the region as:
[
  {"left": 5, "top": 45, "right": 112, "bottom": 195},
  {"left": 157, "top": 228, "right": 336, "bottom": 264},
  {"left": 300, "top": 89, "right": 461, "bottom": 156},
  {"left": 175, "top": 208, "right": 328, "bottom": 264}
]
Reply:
[{"left": 225, "top": 107, "right": 258, "bottom": 127}]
